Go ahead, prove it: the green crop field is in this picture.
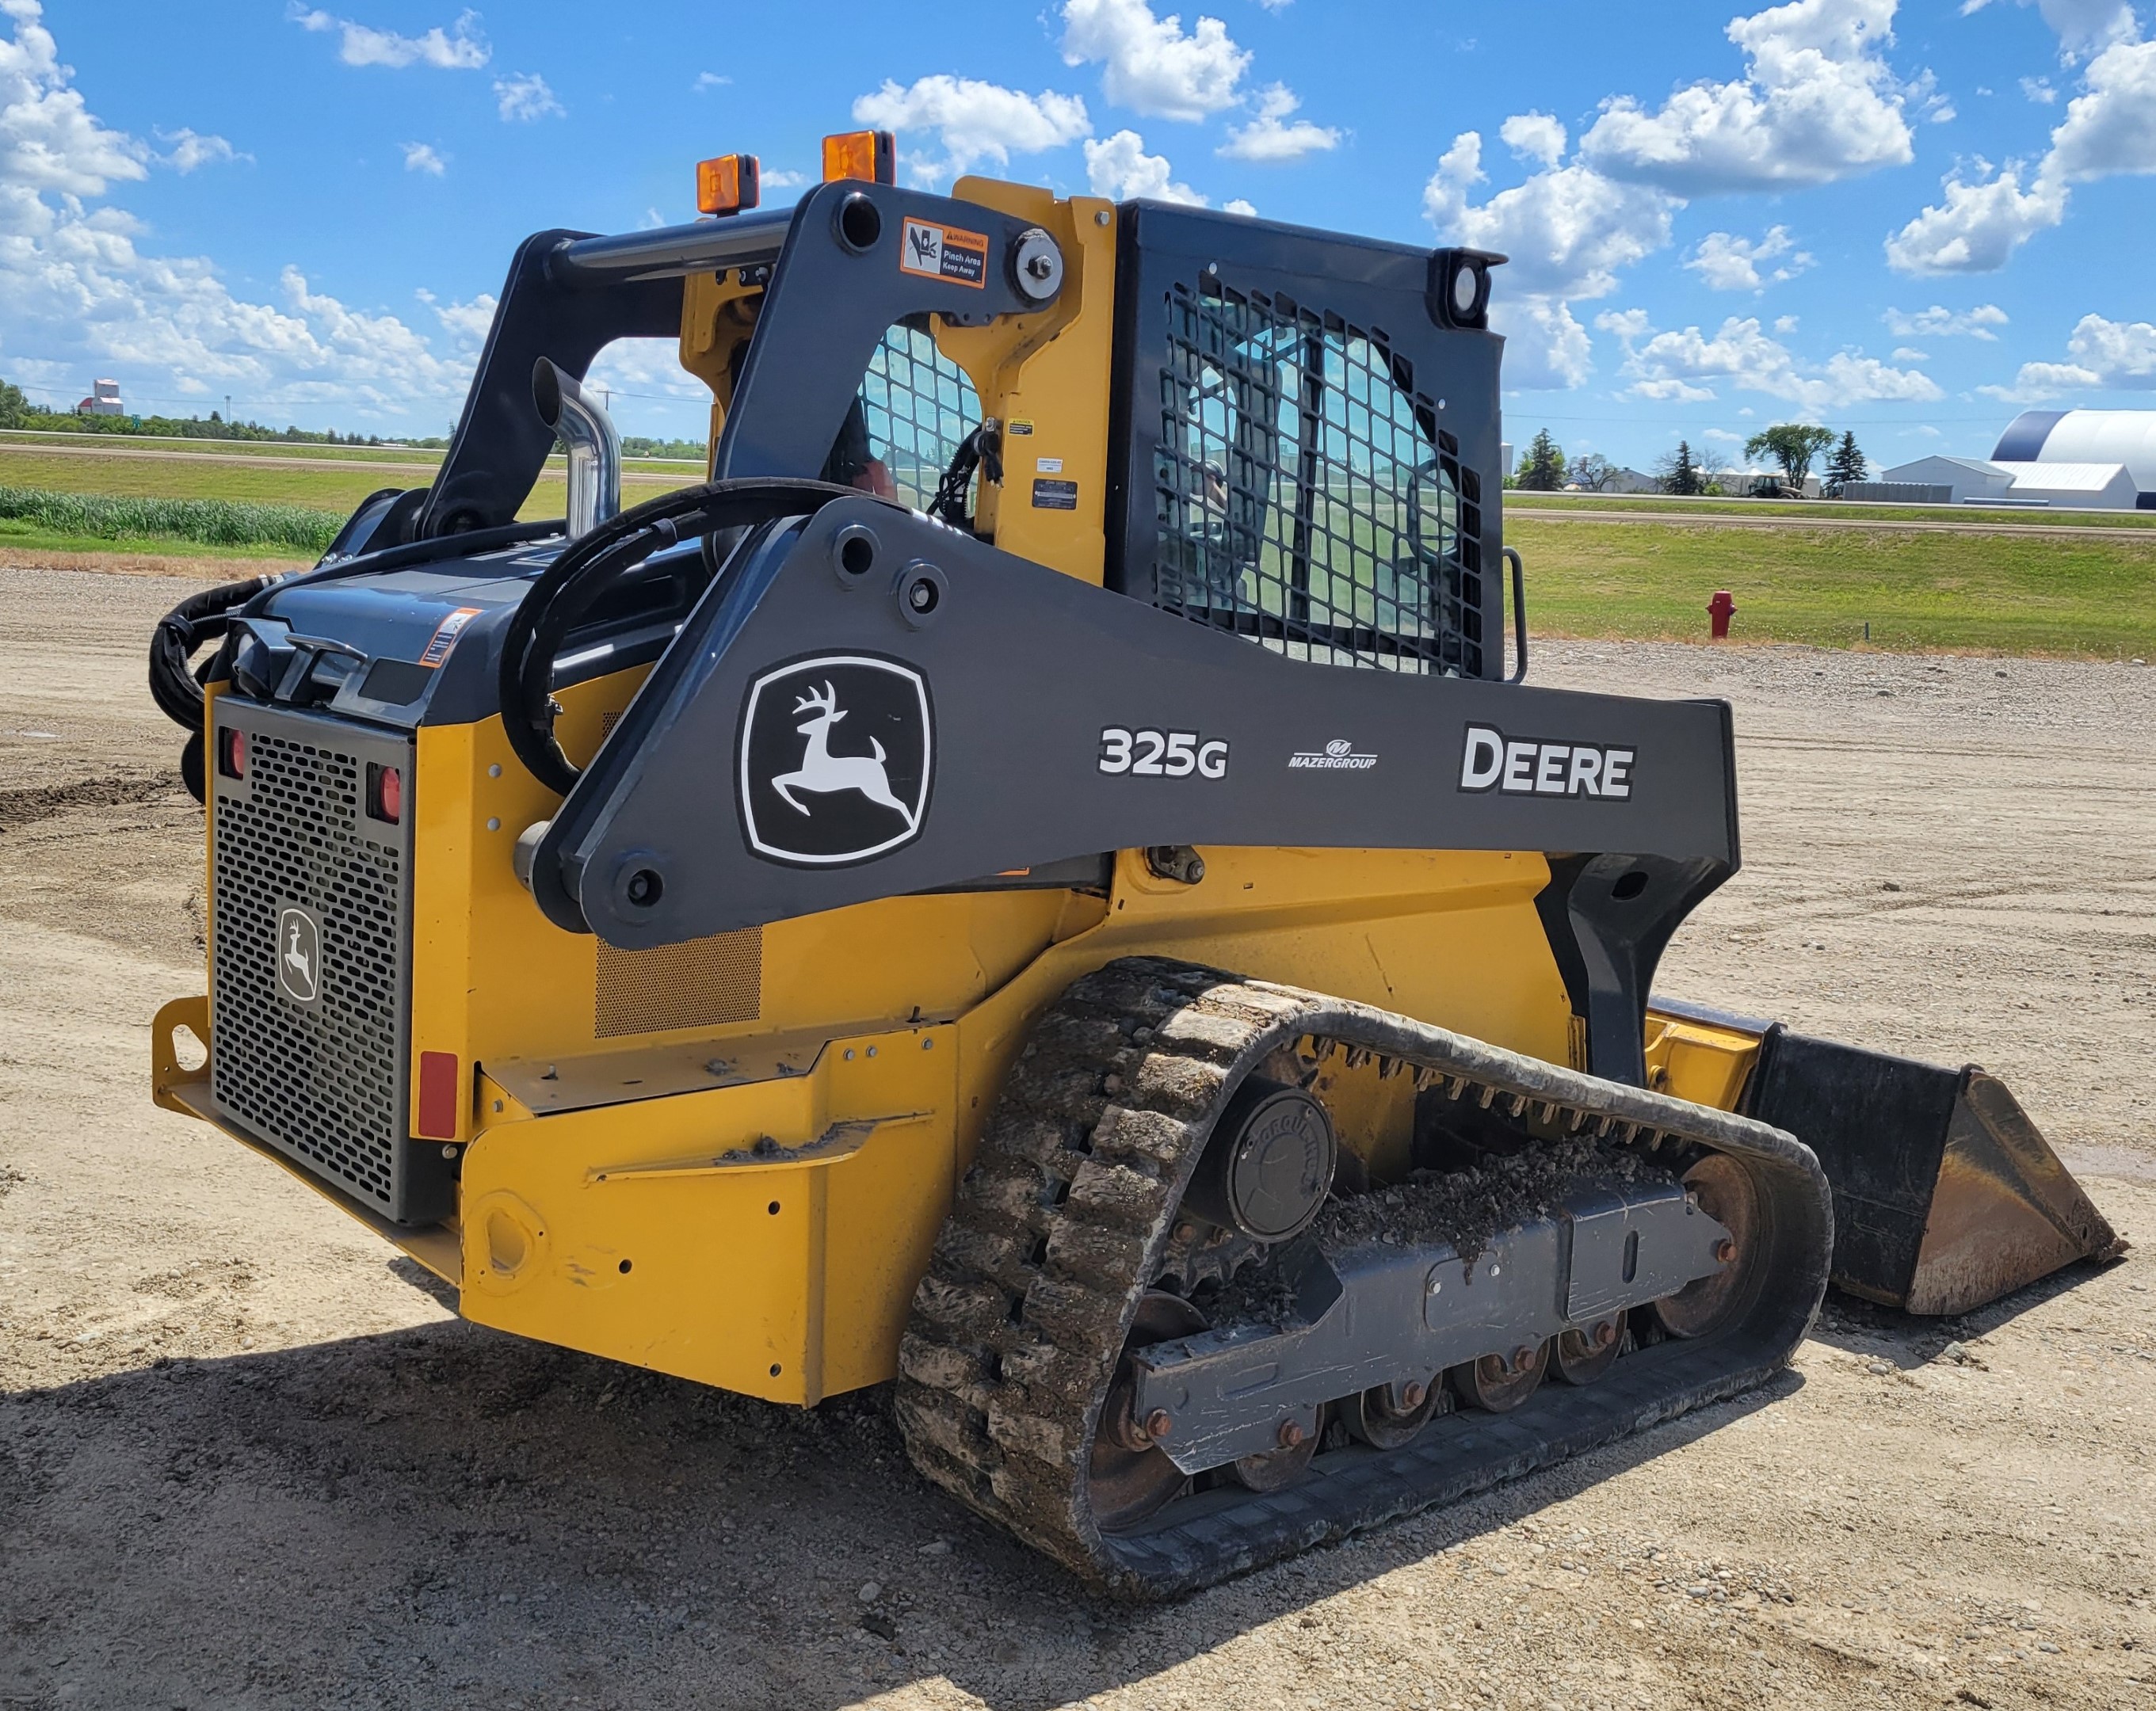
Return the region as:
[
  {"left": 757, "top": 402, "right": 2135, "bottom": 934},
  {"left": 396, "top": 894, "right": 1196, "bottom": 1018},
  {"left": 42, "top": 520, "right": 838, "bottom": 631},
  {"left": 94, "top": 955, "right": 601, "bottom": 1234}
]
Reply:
[
  {"left": 3, "top": 437, "right": 2150, "bottom": 655},
  {"left": 1505, "top": 490, "right": 2156, "bottom": 532},
  {"left": 1509, "top": 516, "right": 2156, "bottom": 657}
]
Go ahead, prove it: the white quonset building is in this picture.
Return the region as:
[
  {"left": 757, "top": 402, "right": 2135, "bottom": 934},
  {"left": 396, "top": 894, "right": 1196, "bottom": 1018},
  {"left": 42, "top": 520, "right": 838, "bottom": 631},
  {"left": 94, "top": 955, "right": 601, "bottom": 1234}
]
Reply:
[{"left": 1865, "top": 410, "right": 2156, "bottom": 511}]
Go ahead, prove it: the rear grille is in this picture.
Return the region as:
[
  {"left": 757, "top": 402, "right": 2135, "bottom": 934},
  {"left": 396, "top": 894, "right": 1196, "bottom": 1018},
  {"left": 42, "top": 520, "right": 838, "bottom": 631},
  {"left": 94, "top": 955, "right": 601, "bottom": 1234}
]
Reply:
[{"left": 209, "top": 702, "right": 412, "bottom": 1218}]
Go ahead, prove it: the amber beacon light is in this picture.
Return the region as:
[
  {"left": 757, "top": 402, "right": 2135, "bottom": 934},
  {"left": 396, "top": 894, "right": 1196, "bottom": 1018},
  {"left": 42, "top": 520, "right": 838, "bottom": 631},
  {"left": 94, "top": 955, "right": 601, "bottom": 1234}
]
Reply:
[
  {"left": 696, "top": 153, "right": 760, "bottom": 216},
  {"left": 821, "top": 129, "right": 895, "bottom": 185}
]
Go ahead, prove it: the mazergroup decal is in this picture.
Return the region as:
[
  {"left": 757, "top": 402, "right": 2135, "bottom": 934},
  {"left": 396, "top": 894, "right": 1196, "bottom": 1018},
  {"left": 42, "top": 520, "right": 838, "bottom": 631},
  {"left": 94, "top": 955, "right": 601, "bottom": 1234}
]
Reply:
[
  {"left": 1459, "top": 724, "right": 1635, "bottom": 799},
  {"left": 738, "top": 655, "right": 933, "bottom": 866},
  {"left": 1288, "top": 738, "right": 1376, "bottom": 772}
]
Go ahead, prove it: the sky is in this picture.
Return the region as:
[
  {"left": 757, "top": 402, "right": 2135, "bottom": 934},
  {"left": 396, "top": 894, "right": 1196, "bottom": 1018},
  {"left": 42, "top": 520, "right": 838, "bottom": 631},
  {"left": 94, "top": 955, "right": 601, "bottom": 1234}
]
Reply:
[{"left": 5, "top": 0, "right": 2153, "bottom": 471}]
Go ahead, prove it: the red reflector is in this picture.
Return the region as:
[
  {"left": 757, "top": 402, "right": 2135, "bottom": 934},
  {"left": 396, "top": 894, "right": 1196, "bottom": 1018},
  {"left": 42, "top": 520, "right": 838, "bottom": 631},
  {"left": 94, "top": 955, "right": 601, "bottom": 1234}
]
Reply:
[
  {"left": 219, "top": 727, "right": 247, "bottom": 779},
  {"left": 368, "top": 762, "right": 403, "bottom": 824},
  {"left": 417, "top": 1050, "right": 460, "bottom": 1140}
]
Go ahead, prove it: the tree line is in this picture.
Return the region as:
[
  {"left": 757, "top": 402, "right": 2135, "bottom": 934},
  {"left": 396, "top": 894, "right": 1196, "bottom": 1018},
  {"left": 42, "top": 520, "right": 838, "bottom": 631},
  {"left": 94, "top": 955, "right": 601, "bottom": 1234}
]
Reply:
[{"left": 1513, "top": 424, "right": 1870, "bottom": 497}]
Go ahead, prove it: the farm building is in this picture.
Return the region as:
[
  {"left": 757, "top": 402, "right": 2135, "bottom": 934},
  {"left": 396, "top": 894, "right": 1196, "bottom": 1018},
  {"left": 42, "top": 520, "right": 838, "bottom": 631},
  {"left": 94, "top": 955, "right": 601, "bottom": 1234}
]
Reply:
[{"left": 1859, "top": 410, "right": 2156, "bottom": 510}]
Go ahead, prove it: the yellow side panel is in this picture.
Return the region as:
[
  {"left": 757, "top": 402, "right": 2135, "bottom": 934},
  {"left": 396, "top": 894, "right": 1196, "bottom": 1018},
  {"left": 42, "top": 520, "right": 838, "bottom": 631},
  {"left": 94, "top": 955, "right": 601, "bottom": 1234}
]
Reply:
[
  {"left": 461, "top": 1023, "right": 956, "bottom": 1404},
  {"left": 943, "top": 178, "right": 1118, "bottom": 586}
]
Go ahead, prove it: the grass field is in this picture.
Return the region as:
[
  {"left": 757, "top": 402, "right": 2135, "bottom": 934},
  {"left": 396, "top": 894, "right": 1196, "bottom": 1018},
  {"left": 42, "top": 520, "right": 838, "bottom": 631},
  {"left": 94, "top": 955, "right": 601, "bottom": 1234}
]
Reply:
[
  {"left": 1505, "top": 490, "right": 2156, "bottom": 531},
  {"left": 4, "top": 437, "right": 2150, "bottom": 655},
  {"left": 1509, "top": 515, "right": 2156, "bottom": 656}
]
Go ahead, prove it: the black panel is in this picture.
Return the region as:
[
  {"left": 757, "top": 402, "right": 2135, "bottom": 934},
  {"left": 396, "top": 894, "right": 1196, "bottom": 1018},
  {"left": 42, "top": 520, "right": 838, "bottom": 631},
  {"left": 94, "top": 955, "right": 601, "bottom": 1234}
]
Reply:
[
  {"left": 1744, "top": 1030, "right": 1963, "bottom": 1305},
  {"left": 418, "top": 230, "right": 683, "bottom": 539},
  {"left": 715, "top": 182, "right": 1064, "bottom": 485},
  {"left": 1106, "top": 202, "right": 1506, "bottom": 680},
  {"left": 531, "top": 498, "right": 1739, "bottom": 947},
  {"left": 1536, "top": 853, "right": 1732, "bottom": 1088}
]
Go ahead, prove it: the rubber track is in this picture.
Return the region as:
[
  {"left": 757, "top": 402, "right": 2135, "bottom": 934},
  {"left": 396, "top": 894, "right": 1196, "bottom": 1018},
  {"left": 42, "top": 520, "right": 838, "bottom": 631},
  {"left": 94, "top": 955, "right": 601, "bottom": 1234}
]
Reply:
[{"left": 893, "top": 957, "right": 1834, "bottom": 1599}]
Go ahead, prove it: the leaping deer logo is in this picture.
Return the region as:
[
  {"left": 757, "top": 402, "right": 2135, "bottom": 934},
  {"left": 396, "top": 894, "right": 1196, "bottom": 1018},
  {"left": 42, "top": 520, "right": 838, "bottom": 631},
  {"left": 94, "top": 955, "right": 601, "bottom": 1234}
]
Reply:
[
  {"left": 769, "top": 681, "right": 918, "bottom": 831},
  {"left": 277, "top": 907, "right": 319, "bottom": 1004}
]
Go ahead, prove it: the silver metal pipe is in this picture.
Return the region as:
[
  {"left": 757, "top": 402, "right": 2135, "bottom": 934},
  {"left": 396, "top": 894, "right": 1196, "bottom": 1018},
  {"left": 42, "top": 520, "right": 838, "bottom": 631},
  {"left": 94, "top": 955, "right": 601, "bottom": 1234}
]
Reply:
[
  {"left": 547, "top": 208, "right": 796, "bottom": 287},
  {"left": 531, "top": 357, "right": 620, "bottom": 539}
]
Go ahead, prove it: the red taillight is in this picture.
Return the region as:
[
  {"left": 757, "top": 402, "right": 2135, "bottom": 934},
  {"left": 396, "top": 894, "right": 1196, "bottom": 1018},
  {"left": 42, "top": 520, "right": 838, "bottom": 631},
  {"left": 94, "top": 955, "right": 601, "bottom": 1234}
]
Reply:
[
  {"left": 218, "top": 726, "right": 247, "bottom": 779},
  {"left": 367, "top": 762, "right": 402, "bottom": 824},
  {"left": 417, "top": 1050, "right": 459, "bottom": 1140}
]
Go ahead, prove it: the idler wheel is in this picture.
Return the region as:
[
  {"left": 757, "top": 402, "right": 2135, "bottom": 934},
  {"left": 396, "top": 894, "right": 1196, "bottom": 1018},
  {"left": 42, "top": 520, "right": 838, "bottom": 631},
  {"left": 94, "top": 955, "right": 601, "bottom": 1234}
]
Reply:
[
  {"left": 1452, "top": 1338, "right": 1551, "bottom": 1413},
  {"left": 1552, "top": 1314, "right": 1625, "bottom": 1385},
  {"left": 1344, "top": 1375, "right": 1444, "bottom": 1449},
  {"left": 1088, "top": 1290, "right": 1208, "bottom": 1534},
  {"left": 1181, "top": 1077, "right": 1337, "bottom": 1244},
  {"left": 1652, "top": 1152, "right": 1763, "bottom": 1341}
]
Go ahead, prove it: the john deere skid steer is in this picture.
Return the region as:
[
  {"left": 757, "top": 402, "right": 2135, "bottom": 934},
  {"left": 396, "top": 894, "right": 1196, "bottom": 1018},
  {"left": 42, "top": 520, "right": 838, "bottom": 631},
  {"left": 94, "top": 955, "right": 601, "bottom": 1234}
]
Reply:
[{"left": 147, "top": 135, "right": 2120, "bottom": 1596}]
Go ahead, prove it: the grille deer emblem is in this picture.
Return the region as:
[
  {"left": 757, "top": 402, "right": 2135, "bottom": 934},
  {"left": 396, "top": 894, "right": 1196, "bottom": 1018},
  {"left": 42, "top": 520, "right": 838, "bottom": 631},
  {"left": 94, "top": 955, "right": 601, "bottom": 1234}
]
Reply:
[
  {"left": 769, "top": 681, "right": 918, "bottom": 831},
  {"left": 276, "top": 905, "right": 322, "bottom": 1006}
]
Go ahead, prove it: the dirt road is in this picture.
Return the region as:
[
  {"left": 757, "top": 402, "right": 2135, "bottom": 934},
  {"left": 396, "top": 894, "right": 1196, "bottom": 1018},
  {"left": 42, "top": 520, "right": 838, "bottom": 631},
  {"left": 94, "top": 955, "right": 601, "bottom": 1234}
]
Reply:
[{"left": 2, "top": 569, "right": 2150, "bottom": 1710}]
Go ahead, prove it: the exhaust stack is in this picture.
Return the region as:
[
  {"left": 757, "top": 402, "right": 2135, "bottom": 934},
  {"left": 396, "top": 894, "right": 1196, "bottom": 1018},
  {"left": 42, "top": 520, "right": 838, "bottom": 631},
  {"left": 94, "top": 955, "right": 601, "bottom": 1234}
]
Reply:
[{"left": 532, "top": 357, "right": 620, "bottom": 540}]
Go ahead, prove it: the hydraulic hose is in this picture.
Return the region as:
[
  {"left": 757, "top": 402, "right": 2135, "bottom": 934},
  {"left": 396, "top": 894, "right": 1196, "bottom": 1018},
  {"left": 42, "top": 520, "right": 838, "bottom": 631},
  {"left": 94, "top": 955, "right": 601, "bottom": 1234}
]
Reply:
[
  {"left": 150, "top": 574, "right": 284, "bottom": 735},
  {"left": 496, "top": 476, "right": 856, "bottom": 796}
]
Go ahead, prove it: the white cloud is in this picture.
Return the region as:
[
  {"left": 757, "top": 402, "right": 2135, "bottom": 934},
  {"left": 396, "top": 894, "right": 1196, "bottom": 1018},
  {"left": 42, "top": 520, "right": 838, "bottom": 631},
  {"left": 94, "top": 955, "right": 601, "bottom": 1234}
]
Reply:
[
  {"left": 1498, "top": 111, "right": 1566, "bottom": 168},
  {"left": 0, "top": 6, "right": 497, "bottom": 429},
  {"left": 402, "top": 141, "right": 445, "bottom": 176},
  {"left": 2023, "top": 74, "right": 2059, "bottom": 100},
  {"left": 157, "top": 128, "right": 244, "bottom": 173},
  {"left": 1593, "top": 307, "right": 1653, "bottom": 341},
  {"left": 288, "top": 5, "right": 487, "bottom": 70},
  {"left": 693, "top": 72, "right": 730, "bottom": 93},
  {"left": 1990, "top": 311, "right": 2156, "bottom": 396},
  {"left": 1218, "top": 83, "right": 1338, "bottom": 160},
  {"left": 1060, "top": 0, "right": 1250, "bottom": 121},
  {"left": 1883, "top": 302, "right": 2008, "bottom": 337},
  {"left": 1685, "top": 224, "right": 1813, "bottom": 289},
  {"left": 762, "top": 168, "right": 809, "bottom": 190},
  {"left": 1892, "top": 345, "right": 1928, "bottom": 360},
  {"left": 1961, "top": 0, "right": 2138, "bottom": 59},
  {"left": 0, "top": 2, "right": 146, "bottom": 194},
  {"left": 1883, "top": 158, "right": 2067, "bottom": 271},
  {"left": 1605, "top": 311, "right": 1942, "bottom": 410},
  {"left": 1580, "top": 0, "right": 1914, "bottom": 193},
  {"left": 1887, "top": 29, "right": 2156, "bottom": 271},
  {"left": 1422, "top": 129, "right": 1675, "bottom": 299},
  {"left": 2047, "top": 36, "right": 2156, "bottom": 175},
  {"left": 1084, "top": 128, "right": 1206, "bottom": 202},
  {"left": 1222, "top": 196, "right": 1257, "bottom": 215},
  {"left": 853, "top": 76, "right": 1090, "bottom": 181},
  {"left": 1495, "top": 299, "right": 1592, "bottom": 390},
  {"left": 493, "top": 72, "right": 563, "bottom": 123}
]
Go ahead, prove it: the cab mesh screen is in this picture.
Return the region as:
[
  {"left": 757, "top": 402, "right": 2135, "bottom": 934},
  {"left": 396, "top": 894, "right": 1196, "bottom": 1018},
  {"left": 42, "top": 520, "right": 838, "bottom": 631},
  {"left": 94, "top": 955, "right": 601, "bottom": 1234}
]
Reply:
[
  {"left": 855, "top": 323, "right": 983, "bottom": 513},
  {"left": 1155, "top": 282, "right": 1482, "bottom": 675}
]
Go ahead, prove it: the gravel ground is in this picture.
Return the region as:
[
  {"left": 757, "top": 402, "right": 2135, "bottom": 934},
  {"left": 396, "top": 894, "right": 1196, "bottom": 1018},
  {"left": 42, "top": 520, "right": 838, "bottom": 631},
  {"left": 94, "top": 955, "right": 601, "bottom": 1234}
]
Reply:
[{"left": 1, "top": 571, "right": 2151, "bottom": 1710}]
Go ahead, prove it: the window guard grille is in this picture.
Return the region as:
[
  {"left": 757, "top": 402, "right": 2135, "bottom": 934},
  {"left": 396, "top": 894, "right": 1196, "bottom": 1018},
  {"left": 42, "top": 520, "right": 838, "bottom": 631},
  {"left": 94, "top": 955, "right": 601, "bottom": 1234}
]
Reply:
[
  {"left": 1154, "top": 281, "right": 1483, "bottom": 675},
  {"left": 851, "top": 321, "right": 983, "bottom": 514}
]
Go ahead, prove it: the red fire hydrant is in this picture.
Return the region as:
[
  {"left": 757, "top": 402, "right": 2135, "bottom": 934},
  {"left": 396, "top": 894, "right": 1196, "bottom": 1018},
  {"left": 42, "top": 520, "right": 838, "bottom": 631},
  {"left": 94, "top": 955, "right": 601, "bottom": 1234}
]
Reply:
[{"left": 1708, "top": 589, "right": 1736, "bottom": 640}]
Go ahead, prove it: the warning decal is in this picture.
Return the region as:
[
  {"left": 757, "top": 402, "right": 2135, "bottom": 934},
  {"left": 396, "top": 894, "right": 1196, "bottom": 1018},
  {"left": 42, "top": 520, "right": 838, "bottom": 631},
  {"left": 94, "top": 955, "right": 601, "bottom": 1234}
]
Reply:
[
  {"left": 419, "top": 606, "right": 483, "bottom": 667},
  {"left": 899, "top": 219, "right": 989, "bottom": 288}
]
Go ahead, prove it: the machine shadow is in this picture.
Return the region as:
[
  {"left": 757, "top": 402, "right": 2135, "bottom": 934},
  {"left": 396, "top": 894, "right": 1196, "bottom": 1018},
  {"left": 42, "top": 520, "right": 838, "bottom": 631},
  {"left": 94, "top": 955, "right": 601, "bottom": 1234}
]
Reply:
[
  {"left": 1, "top": 1315, "right": 1799, "bottom": 1711},
  {"left": 1805, "top": 1256, "right": 2122, "bottom": 1367}
]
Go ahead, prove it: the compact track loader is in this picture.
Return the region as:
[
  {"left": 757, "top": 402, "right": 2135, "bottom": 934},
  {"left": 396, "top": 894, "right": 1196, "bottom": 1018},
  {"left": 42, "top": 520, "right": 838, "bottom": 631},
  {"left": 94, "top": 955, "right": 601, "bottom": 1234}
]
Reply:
[{"left": 147, "top": 138, "right": 2120, "bottom": 1596}]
